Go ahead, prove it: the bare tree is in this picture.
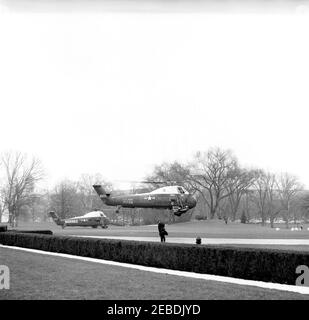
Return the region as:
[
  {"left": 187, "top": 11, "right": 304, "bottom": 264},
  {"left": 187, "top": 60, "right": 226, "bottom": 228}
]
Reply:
[
  {"left": 188, "top": 148, "right": 239, "bottom": 219},
  {"left": 225, "top": 168, "right": 257, "bottom": 221},
  {"left": 49, "top": 174, "right": 114, "bottom": 220},
  {"left": 76, "top": 173, "right": 113, "bottom": 212},
  {"left": 299, "top": 191, "right": 309, "bottom": 223},
  {"left": 265, "top": 174, "right": 282, "bottom": 228},
  {"left": 49, "top": 180, "right": 79, "bottom": 219},
  {"left": 0, "top": 151, "right": 44, "bottom": 227},
  {"left": 276, "top": 173, "right": 303, "bottom": 229},
  {"left": 249, "top": 171, "right": 301, "bottom": 228},
  {"left": 0, "top": 198, "right": 4, "bottom": 223},
  {"left": 251, "top": 170, "right": 272, "bottom": 226},
  {"left": 146, "top": 161, "right": 193, "bottom": 192}
]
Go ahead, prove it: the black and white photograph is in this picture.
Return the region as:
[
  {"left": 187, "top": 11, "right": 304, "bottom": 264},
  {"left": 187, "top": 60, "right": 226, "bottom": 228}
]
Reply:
[{"left": 1, "top": 0, "right": 309, "bottom": 308}]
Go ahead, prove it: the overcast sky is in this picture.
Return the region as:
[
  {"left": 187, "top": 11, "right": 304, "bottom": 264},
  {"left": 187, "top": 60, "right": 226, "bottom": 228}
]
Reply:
[{"left": 1, "top": 1, "right": 309, "bottom": 189}]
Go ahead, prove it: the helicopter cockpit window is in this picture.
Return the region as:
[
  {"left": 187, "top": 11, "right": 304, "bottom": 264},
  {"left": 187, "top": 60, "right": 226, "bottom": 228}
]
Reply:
[{"left": 178, "top": 187, "right": 185, "bottom": 194}]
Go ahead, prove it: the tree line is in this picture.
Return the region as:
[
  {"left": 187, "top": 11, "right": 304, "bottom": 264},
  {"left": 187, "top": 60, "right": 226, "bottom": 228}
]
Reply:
[
  {"left": 0, "top": 149, "right": 309, "bottom": 227},
  {"left": 146, "top": 148, "right": 309, "bottom": 227}
]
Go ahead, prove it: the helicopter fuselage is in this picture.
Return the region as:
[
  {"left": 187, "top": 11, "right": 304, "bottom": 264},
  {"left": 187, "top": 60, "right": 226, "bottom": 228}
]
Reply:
[{"left": 94, "top": 185, "right": 197, "bottom": 216}]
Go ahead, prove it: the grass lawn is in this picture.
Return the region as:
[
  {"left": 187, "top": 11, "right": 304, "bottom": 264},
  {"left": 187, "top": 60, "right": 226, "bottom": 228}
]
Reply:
[
  {"left": 0, "top": 246, "right": 309, "bottom": 300},
  {"left": 5, "top": 220, "right": 309, "bottom": 253},
  {"left": 12, "top": 220, "right": 309, "bottom": 239}
]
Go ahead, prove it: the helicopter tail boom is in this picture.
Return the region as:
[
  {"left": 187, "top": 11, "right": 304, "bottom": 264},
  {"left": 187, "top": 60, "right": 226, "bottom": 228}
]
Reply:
[
  {"left": 48, "top": 211, "right": 64, "bottom": 226},
  {"left": 93, "top": 185, "right": 110, "bottom": 203}
]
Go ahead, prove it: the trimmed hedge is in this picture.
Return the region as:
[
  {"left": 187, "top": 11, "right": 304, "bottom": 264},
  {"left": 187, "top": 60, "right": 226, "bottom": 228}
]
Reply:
[
  {"left": 0, "top": 231, "right": 308, "bottom": 285},
  {"left": 0, "top": 225, "right": 8, "bottom": 232},
  {"left": 7, "top": 230, "right": 53, "bottom": 235}
]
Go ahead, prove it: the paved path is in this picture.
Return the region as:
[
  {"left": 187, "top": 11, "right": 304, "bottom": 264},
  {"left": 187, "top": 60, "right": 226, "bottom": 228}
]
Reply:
[{"left": 69, "top": 235, "right": 309, "bottom": 245}]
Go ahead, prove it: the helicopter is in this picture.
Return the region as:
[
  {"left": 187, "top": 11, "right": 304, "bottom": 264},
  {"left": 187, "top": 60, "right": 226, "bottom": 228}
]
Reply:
[
  {"left": 49, "top": 210, "right": 109, "bottom": 229},
  {"left": 93, "top": 184, "right": 197, "bottom": 216}
]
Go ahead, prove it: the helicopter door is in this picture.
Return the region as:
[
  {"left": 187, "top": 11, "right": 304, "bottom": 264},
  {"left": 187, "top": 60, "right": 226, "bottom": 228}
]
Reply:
[
  {"left": 176, "top": 194, "right": 184, "bottom": 208},
  {"left": 170, "top": 195, "right": 177, "bottom": 208},
  {"left": 170, "top": 195, "right": 182, "bottom": 208}
]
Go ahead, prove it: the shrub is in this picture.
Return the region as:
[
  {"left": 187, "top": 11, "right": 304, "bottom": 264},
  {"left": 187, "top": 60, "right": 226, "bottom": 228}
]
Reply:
[
  {"left": 0, "top": 225, "right": 8, "bottom": 232},
  {"left": 0, "top": 232, "right": 308, "bottom": 285}
]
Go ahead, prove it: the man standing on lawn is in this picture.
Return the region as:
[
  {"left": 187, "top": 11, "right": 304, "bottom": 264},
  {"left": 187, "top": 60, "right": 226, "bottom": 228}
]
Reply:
[{"left": 158, "top": 220, "right": 168, "bottom": 242}]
